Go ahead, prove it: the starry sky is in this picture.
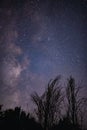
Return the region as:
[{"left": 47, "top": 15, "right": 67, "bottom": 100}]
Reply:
[{"left": 0, "top": 0, "right": 87, "bottom": 110}]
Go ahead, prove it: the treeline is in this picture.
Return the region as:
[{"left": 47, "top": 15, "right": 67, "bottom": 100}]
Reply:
[
  {"left": 0, "top": 106, "right": 42, "bottom": 130},
  {"left": 0, "top": 76, "right": 87, "bottom": 130}
]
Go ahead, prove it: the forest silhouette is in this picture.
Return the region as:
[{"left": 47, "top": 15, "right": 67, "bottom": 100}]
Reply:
[{"left": 0, "top": 76, "right": 87, "bottom": 130}]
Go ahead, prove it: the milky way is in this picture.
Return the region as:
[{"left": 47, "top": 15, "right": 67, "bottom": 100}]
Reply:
[{"left": 0, "top": 0, "right": 87, "bottom": 111}]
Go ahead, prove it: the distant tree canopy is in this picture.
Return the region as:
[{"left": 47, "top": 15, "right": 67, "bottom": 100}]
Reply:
[{"left": 0, "top": 106, "right": 42, "bottom": 130}]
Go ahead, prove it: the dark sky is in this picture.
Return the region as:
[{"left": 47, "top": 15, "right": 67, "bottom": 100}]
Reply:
[{"left": 0, "top": 0, "right": 87, "bottom": 110}]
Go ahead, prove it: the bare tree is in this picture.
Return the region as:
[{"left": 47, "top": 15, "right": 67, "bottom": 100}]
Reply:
[
  {"left": 66, "top": 76, "right": 87, "bottom": 128},
  {"left": 31, "top": 76, "right": 63, "bottom": 130},
  {"left": 66, "top": 76, "right": 77, "bottom": 125},
  {"left": 31, "top": 92, "right": 44, "bottom": 126}
]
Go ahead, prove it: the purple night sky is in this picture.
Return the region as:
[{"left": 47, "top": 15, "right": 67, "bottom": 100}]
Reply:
[{"left": 0, "top": 0, "right": 87, "bottom": 111}]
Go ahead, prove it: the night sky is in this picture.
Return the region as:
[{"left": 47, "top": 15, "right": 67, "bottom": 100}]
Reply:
[{"left": 0, "top": 0, "right": 87, "bottom": 110}]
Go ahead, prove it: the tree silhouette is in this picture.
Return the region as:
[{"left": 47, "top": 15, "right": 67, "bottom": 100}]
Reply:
[
  {"left": 66, "top": 76, "right": 87, "bottom": 129},
  {"left": 31, "top": 76, "right": 63, "bottom": 130},
  {"left": 0, "top": 106, "right": 43, "bottom": 130},
  {"left": 0, "top": 76, "right": 87, "bottom": 130},
  {"left": 66, "top": 76, "right": 77, "bottom": 125}
]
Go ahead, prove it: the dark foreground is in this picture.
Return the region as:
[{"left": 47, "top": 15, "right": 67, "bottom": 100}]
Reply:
[{"left": 0, "top": 106, "right": 83, "bottom": 130}]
